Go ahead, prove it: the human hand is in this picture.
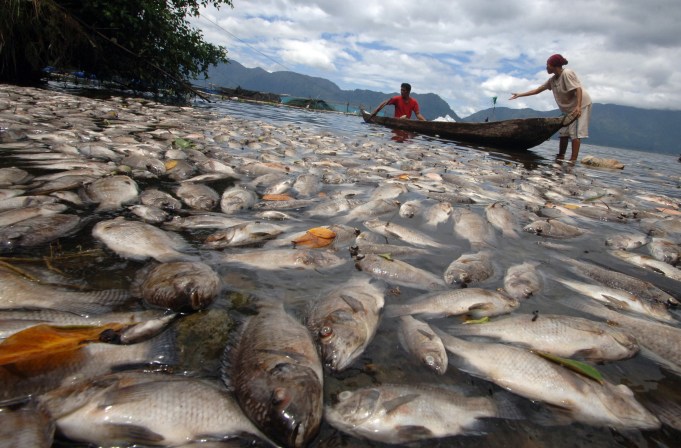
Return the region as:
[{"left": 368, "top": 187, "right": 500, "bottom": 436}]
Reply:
[{"left": 509, "top": 93, "right": 519, "bottom": 100}]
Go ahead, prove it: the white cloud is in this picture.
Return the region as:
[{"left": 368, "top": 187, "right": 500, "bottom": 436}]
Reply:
[{"left": 192, "top": 0, "right": 681, "bottom": 116}]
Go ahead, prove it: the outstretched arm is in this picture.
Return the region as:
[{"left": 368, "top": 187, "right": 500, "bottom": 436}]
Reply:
[
  {"left": 370, "top": 99, "right": 390, "bottom": 119},
  {"left": 509, "top": 84, "right": 548, "bottom": 100}
]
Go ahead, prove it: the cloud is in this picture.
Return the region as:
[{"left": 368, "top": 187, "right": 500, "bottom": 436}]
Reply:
[{"left": 193, "top": 0, "right": 681, "bottom": 115}]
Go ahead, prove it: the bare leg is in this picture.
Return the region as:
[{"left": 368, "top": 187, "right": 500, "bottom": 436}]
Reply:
[
  {"left": 570, "top": 138, "right": 581, "bottom": 161},
  {"left": 556, "top": 137, "right": 569, "bottom": 160}
]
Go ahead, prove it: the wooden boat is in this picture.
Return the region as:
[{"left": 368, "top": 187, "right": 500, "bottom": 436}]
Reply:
[{"left": 361, "top": 109, "right": 574, "bottom": 151}]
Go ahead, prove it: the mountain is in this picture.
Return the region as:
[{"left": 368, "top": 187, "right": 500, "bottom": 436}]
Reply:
[
  {"left": 201, "top": 60, "right": 461, "bottom": 121},
  {"left": 201, "top": 60, "right": 680, "bottom": 155}
]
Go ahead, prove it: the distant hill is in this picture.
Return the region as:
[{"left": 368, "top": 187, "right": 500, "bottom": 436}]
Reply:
[
  {"left": 201, "top": 60, "right": 680, "bottom": 155},
  {"left": 201, "top": 60, "right": 461, "bottom": 121}
]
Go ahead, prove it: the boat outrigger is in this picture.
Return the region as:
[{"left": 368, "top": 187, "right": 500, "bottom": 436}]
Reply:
[{"left": 361, "top": 109, "right": 576, "bottom": 151}]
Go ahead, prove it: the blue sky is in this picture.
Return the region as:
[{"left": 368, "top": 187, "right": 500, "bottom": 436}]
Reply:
[{"left": 192, "top": 0, "right": 681, "bottom": 117}]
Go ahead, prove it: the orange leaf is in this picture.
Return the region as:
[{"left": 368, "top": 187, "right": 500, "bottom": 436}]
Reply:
[
  {"left": 164, "top": 160, "right": 178, "bottom": 170},
  {"left": 262, "top": 194, "right": 294, "bottom": 201},
  {"left": 292, "top": 227, "right": 336, "bottom": 248},
  {"left": 0, "top": 323, "right": 125, "bottom": 365}
]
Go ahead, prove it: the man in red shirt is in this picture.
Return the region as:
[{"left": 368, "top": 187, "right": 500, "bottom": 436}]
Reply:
[{"left": 369, "top": 83, "right": 426, "bottom": 121}]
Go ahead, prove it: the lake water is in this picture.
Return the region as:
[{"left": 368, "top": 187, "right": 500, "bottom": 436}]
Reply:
[{"left": 4, "top": 86, "right": 681, "bottom": 447}]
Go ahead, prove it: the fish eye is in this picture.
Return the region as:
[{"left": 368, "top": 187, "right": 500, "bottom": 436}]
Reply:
[
  {"left": 272, "top": 387, "right": 288, "bottom": 405},
  {"left": 319, "top": 326, "right": 333, "bottom": 339}
]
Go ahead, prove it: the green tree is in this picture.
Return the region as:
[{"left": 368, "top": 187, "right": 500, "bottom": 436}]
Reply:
[{"left": 0, "top": 0, "right": 231, "bottom": 96}]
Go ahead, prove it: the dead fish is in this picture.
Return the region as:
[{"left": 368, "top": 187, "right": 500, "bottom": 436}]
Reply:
[
  {"left": 0, "top": 405, "right": 54, "bottom": 448},
  {"left": 0, "top": 265, "right": 132, "bottom": 315},
  {"left": 175, "top": 182, "right": 220, "bottom": 211},
  {"left": 399, "top": 199, "right": 423, "bottom": 218},
  {"left": 423, "top": 201, "right": 453, "bottom": 227},
  {"left": 305, "top": 277, "right": 384, "bottom": 371},
  {"left": 355, "top": 253, "right": 447, "bottom": 291},
  {"left": 435, "top": 330, "right": 660, "bottom": 430},
  {"left": 165, "top": 159, "right": 196, "bottom": 181},
  {"left": 139, "top": 189, "right": 182, "bottom": 210},
  {"left": 0, "top": 214, "right": 82, "bottom": 252},
  {"left": 292, "top": 173, "right": 322, "bottom": 197},
  {"left": 93, "top": 217, "right": 197, "bottom": 263},
  {"left": 80, "top": 175, "right": 139, "bottom": 212},
  {"left": 605, "top": 232, "right": 650, "bottom": 250},
  {"left": 38, "top": 372, "right": 269, "bottom": 448},
  {"left": 443, "top": 250, "right": 495, "bottom": 286},
  {"left": 119, "top": 154, "right": 167, "bottom": 176},
  {"left": 523, "top": 218, "right": 586, "bottom": 239},
  {"left": 341, "top": 198, "right": 401, "bottom": 223},
  {"left": 0, "top": 194, "right": 60, "bottom": 212},
  {"left": 609, "top": 249, "right": 681, "bottom": 281},
  {"left": 384, "top": 288, "right": 519, "bottom": 319},
  {"left": 29, "top": 174, "right": 98, "bottom": 195},
  {"left": 503, "top": 261, "right": 542, "bottom": 299},
  {"left": 452, "top": 208, "right": 497, "bottom": 249},
  {"left": 220, "top": 187, "right": 257, "bottom": 214},
  {"left": 223, "top": 301, "right": 323, "bottom": 448},
  {"left": 0, "top": 203, "right": 67, "bottom": 227},
  {"left": 0, "top": 167, "right": 33, "bottom": 186},
  {"left": 397, "top": 315, "right": 448, "bottom": 374},
  {"left": 216, "top": 248, "right": 346, "bottom": 271},
  {"left": 363, "top": 218, "right": 446, "bottom": 248},
  {"left": 162, "top": 213, "right": 246, "bottom": 231},
  {"left": 485, "top": 202, "right": 520, "bottom": 239},
  {"left": 351, "top": 241, "right": 430, "bottom": 259},
  {"left": 571, "top": 205, "right": 628, "bottom": 222},
  {"left": 132, "top": 261, "right": 220, "bottom": 311},
  {"left": 369, "top": 182, "right": 408, "bottom": 200},
  {"left": 446, "top": 313, "right": 639, "bottom": 362},
  {"left": 128, "top": 204, "right": 170, "bottom": 224},
  {"left": 306, "top": 197, "right": 360, "bottom": 218},
  {"left": 325, "top": 383, "right": 507, "bottom": 444},
  {"left": 648, "top": 237, "right": 680, "bottom": 265},
  {"left": 204, "top": 221, "right": 286, "bottom": 249}
]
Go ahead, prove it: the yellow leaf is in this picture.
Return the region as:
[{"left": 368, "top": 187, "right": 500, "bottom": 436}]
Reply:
[
  {"left": 562, "top": 204, "right": 580, "bottom": 210},
  {"left": 262, "top": 194, "right": 294, "bottom": 201},
  {"left": 0, "top": 323, "right": 125, "bottom": 365},
  {"left": 291, "top": 227, "right": 336, "bottom": 248},
  {"left": 307, "top": 227, "right": 336, "bottom": 239},
  {"left": 165, "top": 160, "right": 178, "bottom": 170}
]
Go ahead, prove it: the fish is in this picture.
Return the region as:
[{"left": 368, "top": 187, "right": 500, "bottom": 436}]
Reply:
[
  {"left": 485, "top": 202, "right": 520, "bottom": 238},
  {"left": 0, "top": 167, "right": 33, "bottom": 186},
  {"left": 503, "top": 261, "right": 542, "bottom": 299},
  {"left": 341, "top": 198, "right": 401, "bottom": 223},
  {"left": 203, "top": 221, "right": 286, "bottom": 248},
  {"left": 605, "top": 232, "right": 650, "bottom": 250},
  {"left": 132, "top": 261, "right": 221, "bottom": 311},
  {"left": 354, "top": 253, "right": 447, "bottom": 291},
  {"left": 422, "top": 201, "right": 453, "bottom": 227},
  {"left": 223, "top": 302, "right": 323, "bottom": 448},
  {"left": 292, "top": 173, "right": 321, "bottom": 197},
  {"left": 139, "top": 188, "right": 182, "bottom": 210},
  {"left": 556, "top": 277, "right": 675, "bottom": 323},
  {"left": 445, "top": 313, "right": 639, "bottom": 362},
  {"left": 0, "top": 203, "right": 68, "bottom": 227},
  {"left": 0, "top": 214, "right": 83, "bottom": 252},
  {"left": 305, "top": 277, "right": 385, "bottom": 371},
  {"left": 452, "top": 207, "right": 497, "bottom": 249},
  {"left": 397, "top": 315, "right": 448, "bottom": 374},
  {"left": 0, "top": 194, "right": 59, "bottom": 212},
  {"left": 93, "top": 217, "right": 197, "bottom": 263},
  {"left": 571, "top": 205, "right": 628, "bottom": 222},
  {"left": 648, "top": 237, "right": 681, "bottom": 265},
  {"left": 220, "top": 187, "right": 257, "bottom": 214},
  {"left": 324, "top": 383, "right": 507, "bottom": 444},
  {"left": 215, "top": 248, "right": 346, "bottom": 270},
  {"left": 0, "top": 405, "right": 54, "bottom": 448},
  {"left": 363, "top": 218, "right": 445, "bottom": 248},
  {"left": 351, "top": 240, "right": 430, "bottom": 259},
  {"left": 555, "top": 255, "right": 679, "bottom": 306},
  {"left": 384, "top": 288, "right": 519, "bottom": 320},
  {"left": 435, "top": 330, "right": 660, "bottom": 430},
  {"left": 565, "top": 297, "right": 681, "bottom": 376},
  {"left": 79, "top": 175, "right": 139, "bottom": 211},
  {"left": 37, "top": 372, "right": 270, "bottom": 447},
  {"left": 0, "top": 328, "right": 177, "bottom": 404},
  {"left": 0, "top": 265, "right": 133, "bottom": 315},
  {"left": 128, "top": 204, "right": 170, "bottom": 224},
  {"left": 175, "top": 182, "right": 220, "bottom": 211},
  {"left": 162, "top": 213, "right": 246, "bottom": 231},
  {"left": 609, "top": 249, "right": 681, "bottom": 281},
  {"left": 523, "top": 219, "right": 586, "bottom": 238},
  {"left": 399, "top": 199, "right": 423, "bottom": 218},
  {"left": 443, "top": 250, "right": 495, "bottom": 286}
]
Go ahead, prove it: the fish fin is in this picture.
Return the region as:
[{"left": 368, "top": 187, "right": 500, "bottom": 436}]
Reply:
[
  {"left": 339, "top": 294, "right": 366, "bottom": 313},
  {"left": 467, "top": 302, "right": 492, "bottom": 311},
  {"left": 384, "top": 304, "right": 408, "bottom": 318},
  {"left": 395, "top": 425, "right": 434, "bottom": 439},
  {"left": 571, "top": 348, "right": 599, "bottom": 360},
  {"left": 382, "top": 394, "right": 420, "bottom": 414},
  {"left": 600, "top": 294, "right": 630, "bottom": 310},
  {"left": 100, "top": 423, "right": 165, "bottom": 444},
  {"left": 416, "top": 328, "right": 436, "bottom": 341},
  {"left": 492, "top": 391, "right": 525, "bottom": 421}
]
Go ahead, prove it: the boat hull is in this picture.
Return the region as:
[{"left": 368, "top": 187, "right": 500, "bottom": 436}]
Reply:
[{"left": 361, "top": 110, "right": 568, "bottom": 151}]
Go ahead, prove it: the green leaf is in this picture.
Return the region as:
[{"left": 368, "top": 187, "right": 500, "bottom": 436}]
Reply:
[
  {"left": 534, "top": 351, "right": 604, "bottom": 384},
  {"left": 464, "top": 316, "right": 490, "bottom": 325},
  {"left": 378, "top": 253, "right": 393, "bottom": 261},
  {"left": 173, "top": 137, "right": 192, "bottom": 149}
]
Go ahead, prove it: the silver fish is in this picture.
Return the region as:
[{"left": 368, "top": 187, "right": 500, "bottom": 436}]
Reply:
[
  {"left": 397, "top": 315, "right": 448, "bottom": 374},
  {"left": 292, "top": 173, "right": 321, "bottom": 197},
  {"left": 203, "top": 221, "right": 286, "bottom": 248},
  {"left": 0, "top": 167, "right": 33, "bottom": 186},
  {"left": 0, "top": 214, "right": 82, "bottom": 251},
  {"left": 435, "top": 330, "right": 660, "bottom": 430},
  {"left": 0, "top": 406, "right": 54, "bottom": 448},
  {"left": 93, "top": 217, "right": 197, "bottom": 263},
  {"left": 80, "top": 175, "right": 139, "bottom": 212},
  {"left": 165, "top": 159, "right": 196, "bottom": 181},
  {"left": 305, "top": 277, "right": 384, "bottom": 371},
  {"left": 355, "top": 253, "right": 447, "bottom": 291},
  {"left": 220, "top": 186, "right": 257, "bottom": 214},
  {"left": 162, "top": 213, "right": 246, "bottom": 231},
  {"left": 325, "top": 383, "right": 504, "bottom": 444},
  {"left": 556, "top": 277, "right": 675, "bottom": 323},
  {"left": 648, "top": 237, "right": 680, "bottom": 265},
  {"left": 385, "top": 288, "right": 519, "bottom": 319},
  {"left": 363, "top": 218, "right": 445, "bottom": 248},
  {"left": 38, "top": 372, "right": 268, "bottom": 447},
  {"left": 555, "top": 255, "right": 679, "bottom": 306},
  {"left": 139, "top": 188, "right": 182, "bottom": 210},
  {"left": 452, "top": 208, "right": 497, "bottom": 249},
  {"left": 399, "top": 199, "right": 423, "bottom": 218},
  {"left": 609, "top": 249, "right": 681, "bottom": 281},
  {"left": 443, "top": 250, "right": 495, "bottom": 286},
  {"left": 0, "top": 194, "right": 59, "bottom": 212},
  {"left": 175, "top": 182, "right": 220, "bottom": 211},
  {"left": 446, "top": 313, "right": 639, "bottom": 362},
  {"left": 503, "top": 261, "right": 542, "bottom": 299},
  {"left": 128, "top": 204, "right": 169, "bottom": 224},
  {"left": 223, "top": 302, "right": 323, "bottom": 448},
  {"left": 485, "top": 202, "right": 520, "bottom": 239},
  {"left": 605, "top": 232, "right": 650, "bottom": 250},
  {"left": 523, "top": 219, "right": 586, "bottom": 238},
  {"left": 422, "top": 201, "right": 453, "bottom": 227},
  {"left": 216, "top": 248, "right": 346, "bottom": 270},
  {"left": 341, "top": 198, "right": 401, "bottom": 223},
  {"left": 0, "top": 203, "right": 67, "bottom": 227},
  {"left": 132, "top": 261, "right": 220, "bottom": 311}
]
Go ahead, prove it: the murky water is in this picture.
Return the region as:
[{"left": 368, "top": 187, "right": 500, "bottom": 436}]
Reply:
[{"left": 3, "top": 86, "right": 681, "bottom": 447}]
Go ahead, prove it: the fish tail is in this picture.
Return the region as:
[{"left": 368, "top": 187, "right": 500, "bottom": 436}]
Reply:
[{"left": 144, "top": 326, "right": 179, "bottom": 367}]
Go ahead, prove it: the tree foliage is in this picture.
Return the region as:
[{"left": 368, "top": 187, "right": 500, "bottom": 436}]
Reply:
[{"left": 0, "top": 0, "right": 232, "bottom": 95}]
